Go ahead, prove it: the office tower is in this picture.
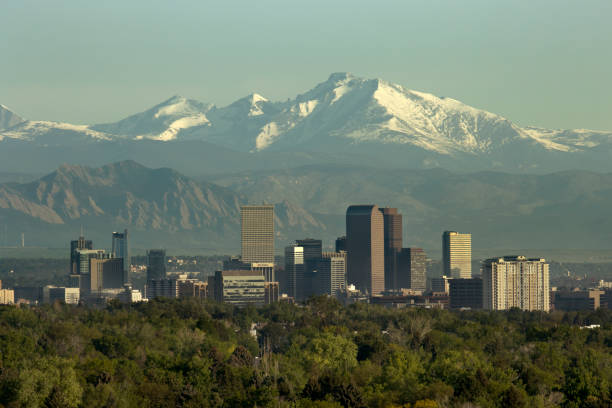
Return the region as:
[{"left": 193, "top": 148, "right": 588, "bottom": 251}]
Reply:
[
  {"left": 90, "top": 258, "right": 124, "bottom": 292},
  {"left": 296, "top": 238, "right": 322, "bottom": 298},
  {"left": 316, "top": 251, "right": 347, "bottom": 297},
  {"left": 70, "top": 235, "right": 92, "bottom": 274},
  {"left": 72, "top": 249, "right": 106, "bottom": 294},
  {"left": 147, "top": 249, "right": 167, "bottom": 281},
  {"left": 442, "top": 231, "right": 472, "bottom": 279},
  {"left": 397, "top": 248, "right": 427, "bottom": 291},
  {"left": 482, "top": 256, "right": 549, "bottom": 311},
  {"left": 213, "top": 270, "right": 266, "bottom": 307},
  {"left": 285, "top": 245, "right": 305, "bottom": 300},
  {"left": 346, "top": 205, "right": 385, "bottom": 296},
  {"left": 379, "top": 208, "right": 402, "bottom": 291},
  {"left": 335, "top": 236, "right": 347, "bottom": 252},
  {"left": 449, "top": 278, "right": 483, "bottom": 309},
  {"left": 112, "top": 229, "right": 130, "bottom": 284},
  {"left": 241, "top": 205, "right": 274, "bottom": 265}
]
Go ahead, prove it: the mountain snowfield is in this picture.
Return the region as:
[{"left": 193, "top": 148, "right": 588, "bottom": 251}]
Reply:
[{"left": 1, "top": 73, "right": 612, "bottom": 171}]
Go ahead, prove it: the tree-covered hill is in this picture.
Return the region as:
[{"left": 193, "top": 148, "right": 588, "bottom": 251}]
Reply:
[{"left": 0, "top": 299, "right": 610, "bottom": 407}]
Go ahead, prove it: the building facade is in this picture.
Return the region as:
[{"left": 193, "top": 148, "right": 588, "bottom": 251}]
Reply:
[
  {"left": 346, "top": 205, "right": 385, "bottom": 296},
  {"left": 111, "top": 229, "right": 129, "bottom": 284},
  {"left": 147, "top": 249, "right": 167, "bottom": 281},
  {"left": 398, "top": 248, "right": 427, "bottom": 292},
  {"left": 90, "top": 257, "right": 124, "bottom": 292},
  {"left": 442, "top": 231, "right": 472, "bottom": 279},
  {"left": 379, "top": 208, "right": 403, "bottom": 291},
  {"left": 449, "top": 278, "right": 483, "bottom": 309},
  {"left": 285, "top": 245, "right": 305, "bottom": 301},
  {"left": 213, "top": 270, "right": 266, "bottom": 307},
  {"left": 70, "top": 235, "right": 92, "bottom": 274},
  {"left": 482, "top": 256, "right": 549, "bottom": 311},
  {"left": 316, "top": 251, "right": 347, "bottom": 297},
  {"left": 241, "top": 205, "right": 274, "bottom": 265}
]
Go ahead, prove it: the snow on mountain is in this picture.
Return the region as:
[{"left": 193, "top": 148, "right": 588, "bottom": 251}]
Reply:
[
  {"left": 2, "top": 73, "right": 612, "bottom": 165},
  {"left": 90, "top": 95, "right": 213, "bottom": 141},
  {"left": 0, "top": 104, "right": 26, "bottom": 131},
  {"left": 0, "top": 120, "right": 112, "bottom": 142}
]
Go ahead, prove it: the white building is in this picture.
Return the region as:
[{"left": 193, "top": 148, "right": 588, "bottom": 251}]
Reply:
[{"left": 482, "top": 256, "right": 549, "bottom": 311}]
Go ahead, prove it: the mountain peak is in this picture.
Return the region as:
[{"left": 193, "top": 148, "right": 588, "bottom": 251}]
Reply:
[
  {"left": 0, "top": 104, "right": 26, "bottom": 131},
  {"left": 327, "top": 72, "right": 354, "bottom": 82}
]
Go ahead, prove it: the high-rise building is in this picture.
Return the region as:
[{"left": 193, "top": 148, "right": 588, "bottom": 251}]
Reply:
[
  {"left": 442, "top": 231, "right": 472, "bottom": 279},
  {"left": 241, "top": 205, "right": 274, "bottom": 265},
  {"left": 296, "top": 238, "right": 322, "bottom": 298},
  {"left": 346, "top": 205, "right": 385, "bottom": 296},
  {"left": 147, "top": 249, "right": 167, "bottom": 281},
  {"left": 70, "top": 235, "right": 92, "bottom": 274},
  {"left": 449, "top": 278, "right": 483, "bottom": 309},
  {"left": 398, "top": 248, "right": 427, "bottom": 291},
  {"left": 90, "top": 258, "right": 124, "bottom": 292},
  {"left": 482, "top": 256, "right": 549, "bottom": 311},
  {"left": 379, "top": 208, "right": 402, "bottom": 291},
  {"left": 72, "top": 249, "right": 106, "bottom": 294},
  {"left": 335, "top": 236, "right": 347, "bottom": 252},
  {"left": 112, "top": 229, "right": 130, "bottom": 284},
  {"left": 285, "top": 245, "right": 305, "bottom": 300},
  {"left": 315, "top": 251, "right": 347, "bottom": 297}
]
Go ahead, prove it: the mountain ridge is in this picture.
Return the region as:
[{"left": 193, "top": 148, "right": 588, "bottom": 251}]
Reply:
[{"left": 1, "top": 73, "right": 612, "bottom": 173}]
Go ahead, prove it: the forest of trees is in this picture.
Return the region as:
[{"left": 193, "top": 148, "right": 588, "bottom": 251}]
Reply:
[{"left": 0, "top": 298, "right": 611, "bottom": 407}]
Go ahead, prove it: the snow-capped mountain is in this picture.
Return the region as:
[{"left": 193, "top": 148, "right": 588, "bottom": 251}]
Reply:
[
  {"left": 0, "top": 104, "right": 26, "bottom": 131},
  {"left": 1, "top": 72, "right": 612, "bottom": 172},
  {"left": 91, "top": 95, "right": 213, "bottom": 141}
]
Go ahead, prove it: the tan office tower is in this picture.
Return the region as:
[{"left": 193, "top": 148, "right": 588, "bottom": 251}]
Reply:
[
  {"left": 482, "top": 256, "right": 549, "bottom": 311},
  {"left": 346, "top": 205, "right": 385, "bottom": 296},
  {"left": 241, "top": 205, "right": 274, "bottom": 265},
  {"left": 379, "top": 207, "right": 402, "bottom": 291},
  {"left": 442, "top": 231, "right": 472, "bottom": 279}
]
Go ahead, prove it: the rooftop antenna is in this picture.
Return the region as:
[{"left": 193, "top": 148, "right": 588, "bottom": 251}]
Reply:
[
  {"left": 80, "top": 224, "right": 84, "bottom": 238},
  {"left": 21, "top": 232, "right": 25, "bottom": 248}
]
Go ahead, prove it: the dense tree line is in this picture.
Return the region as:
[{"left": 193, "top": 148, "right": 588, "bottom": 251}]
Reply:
[{"left": 0, "top": 298, "right": 611, "bottom": 407}]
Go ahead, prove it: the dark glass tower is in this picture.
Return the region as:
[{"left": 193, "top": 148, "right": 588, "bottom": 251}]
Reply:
[
  {"left": 70, "top": 236, "right": 92, "bottom": 274},
  {"left": 379, "top": 207, "right": 403, "bottom": 291},
  {"left": 146, "top": 249, "right": 167, "bottom": 281}
]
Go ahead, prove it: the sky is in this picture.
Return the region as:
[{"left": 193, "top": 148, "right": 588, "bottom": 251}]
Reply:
[{"left": 1, "top": 0, "right": 611, "bottom": 130}]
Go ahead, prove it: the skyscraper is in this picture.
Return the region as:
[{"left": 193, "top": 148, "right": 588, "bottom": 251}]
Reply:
[
  {"left": 296, "top": 238, "right": 322, "bottom": 298},
  {"left": 482, "top": 256, "right": 549, "bottom": 311},
  {"left": 346, "top": 205, "right": 385, "bottom": 296},
  {"left": 147, "top": 249, "right": 166, "bottom": 281},
  {"left": 379, "top": 208, "right": 402, "bottom": 291},
  {"left": 70, "top": 235, "right": 92, "bottom": 274},
  {"left": 442, "top": 231, "right": 472, "bottom": 279},
  {"left": 241, "top": 205, "right": 274, "bottom": 265},
  {"left": 316, "top": 251, "right": 347, "bottom": 297},
  {"left": 112, "top": 229, "right": 129, "bottom": 284},
  {"left": 397, "top": 248, "right": 427, "bottom": 291},
  {"left": 285, "top": 245, "right": 304, "bottom": 300}
]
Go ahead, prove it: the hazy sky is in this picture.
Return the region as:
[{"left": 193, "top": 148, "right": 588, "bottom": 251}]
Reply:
[{"left": 2, "top": 0, "right": 611, "bottom": 130}]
